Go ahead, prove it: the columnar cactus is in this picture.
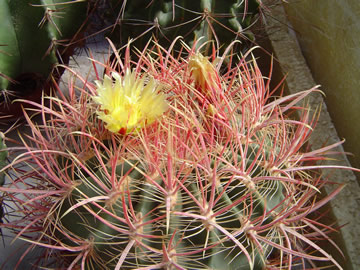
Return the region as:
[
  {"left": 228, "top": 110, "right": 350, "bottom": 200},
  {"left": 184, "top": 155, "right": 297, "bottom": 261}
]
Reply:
[
  {"left": 0, "top": 0, "right": 87, "bottom": 116},
  {"left": 108, "top": 0, "right": 261, "bottom": 52},
  {"left": 0, "top": 40, "right": 352, "bottom": 269}
]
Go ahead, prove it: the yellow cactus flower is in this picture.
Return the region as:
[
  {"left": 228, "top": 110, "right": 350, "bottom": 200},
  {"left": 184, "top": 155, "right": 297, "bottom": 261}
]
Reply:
[
  {"left": 188, "top": 52, "right": 220, "bottom": 93},
  {"left": 94, "top": 70, "right": 168, "bottom": 134}
]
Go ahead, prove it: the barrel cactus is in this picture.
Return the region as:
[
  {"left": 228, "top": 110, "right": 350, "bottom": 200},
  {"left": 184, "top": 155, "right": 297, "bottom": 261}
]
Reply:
[
  {"left": 0, "top": 0, "right": 87, "bottom": 117},
  {"left": 0, "top": 39, "right": 351, "bottom": 269}
]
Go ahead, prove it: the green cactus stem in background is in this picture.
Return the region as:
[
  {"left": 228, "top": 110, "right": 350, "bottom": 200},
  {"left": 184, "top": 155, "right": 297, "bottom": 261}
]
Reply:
[
  {"left": 0, "top": 0, "right": 87, "bottom": 115},
  {"left": 108, "top": 0, "right": 261, "bottom": 52}
]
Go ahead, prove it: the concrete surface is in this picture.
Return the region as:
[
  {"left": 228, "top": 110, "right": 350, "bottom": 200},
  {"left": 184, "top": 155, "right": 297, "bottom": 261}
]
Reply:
[{"left": 263, "top": 1, "right": 360, "bottom": 269}]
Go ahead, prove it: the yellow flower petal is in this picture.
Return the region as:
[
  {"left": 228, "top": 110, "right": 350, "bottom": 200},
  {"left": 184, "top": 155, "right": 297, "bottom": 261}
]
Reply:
[{"left": 94, "top": 69, "right": 168, "bottom": 134}]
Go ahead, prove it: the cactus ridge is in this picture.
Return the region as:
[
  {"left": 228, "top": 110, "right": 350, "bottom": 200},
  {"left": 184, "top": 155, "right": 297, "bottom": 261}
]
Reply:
[
  {"left": 0, "top": 133, "right": 7, "bottom": 186},
  {"left": 0, "top": 132, "right": 8, "bottom": 241},
  {"left": 1, "top": 40, "right": 348, "bottom": 269}
]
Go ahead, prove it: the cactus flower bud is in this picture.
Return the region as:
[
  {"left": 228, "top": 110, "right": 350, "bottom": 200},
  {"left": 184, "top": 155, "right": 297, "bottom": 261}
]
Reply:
[{"left": 188, "top": 52, "right": 221, "bottom": 95}]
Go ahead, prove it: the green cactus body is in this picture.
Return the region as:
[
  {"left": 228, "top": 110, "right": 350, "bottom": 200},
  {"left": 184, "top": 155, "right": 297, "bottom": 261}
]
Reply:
[
  {"left": 109, "top": 0, "right": 260, "bottom": 51},
  {"left": 0, "top": 0, "right": 87, "bottom": 110},
  {"left": 34, "top": 61, "right": 287, "bottom": 269},
  {"left": 56, "top": 142, "right": 281, "bottom": 269}
]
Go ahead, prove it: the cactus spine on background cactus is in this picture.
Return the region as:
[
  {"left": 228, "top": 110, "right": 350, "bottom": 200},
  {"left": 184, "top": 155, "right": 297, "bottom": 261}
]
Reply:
[
  {"left": 108, "top": 0, "right": 260, "bottom": 52},
  {"left": 0, "top": 39, "right": 353, "bottom": 269}
]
